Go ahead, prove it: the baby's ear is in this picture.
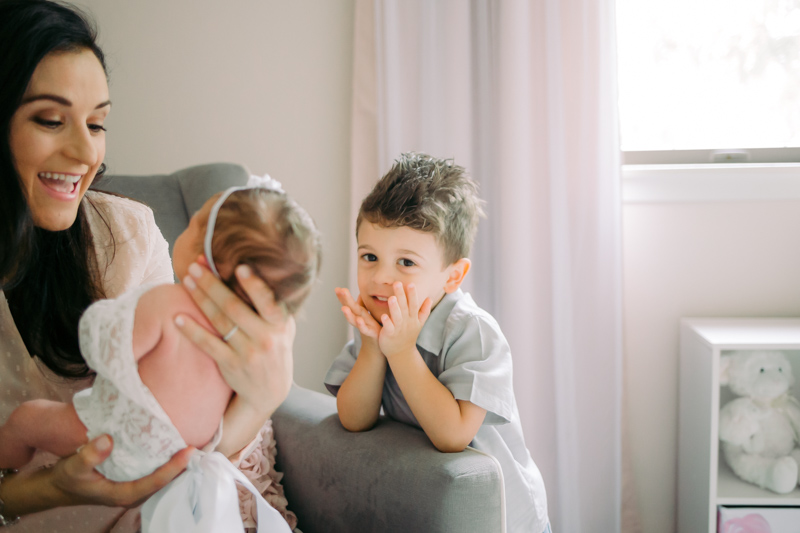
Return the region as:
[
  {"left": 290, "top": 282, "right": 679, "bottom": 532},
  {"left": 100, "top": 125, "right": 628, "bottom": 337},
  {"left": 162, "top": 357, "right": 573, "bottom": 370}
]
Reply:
[{"left": 444, "top": 258, "right": 471, "bottom": 294}]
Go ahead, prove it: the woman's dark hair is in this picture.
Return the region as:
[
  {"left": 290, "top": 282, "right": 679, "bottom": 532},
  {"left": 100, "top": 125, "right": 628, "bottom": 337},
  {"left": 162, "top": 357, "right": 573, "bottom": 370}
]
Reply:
[{"left": 0, "top": 0, "right": 109, "bottom": 378}]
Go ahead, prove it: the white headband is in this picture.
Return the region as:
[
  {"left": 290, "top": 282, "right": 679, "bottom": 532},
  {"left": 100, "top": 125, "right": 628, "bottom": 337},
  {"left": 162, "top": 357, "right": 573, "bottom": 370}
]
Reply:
[{"left": 204, "top": 174, "right": 284, "bottom": 278}]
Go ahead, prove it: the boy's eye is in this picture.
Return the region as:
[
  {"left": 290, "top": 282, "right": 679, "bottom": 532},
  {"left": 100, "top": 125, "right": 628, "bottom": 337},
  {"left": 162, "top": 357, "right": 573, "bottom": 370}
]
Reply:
[
  {"left": 361, "top": 253, "right": 377, "bottom": 262},
  {"left": 398, "top": 258, "right": 415, "bottom": 267}
]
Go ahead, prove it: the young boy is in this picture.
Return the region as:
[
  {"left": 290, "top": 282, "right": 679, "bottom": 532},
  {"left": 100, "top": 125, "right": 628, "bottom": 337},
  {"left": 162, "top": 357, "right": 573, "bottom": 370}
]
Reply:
[{"left": 324, "top": 153, "right": 549, "bottom": 533}]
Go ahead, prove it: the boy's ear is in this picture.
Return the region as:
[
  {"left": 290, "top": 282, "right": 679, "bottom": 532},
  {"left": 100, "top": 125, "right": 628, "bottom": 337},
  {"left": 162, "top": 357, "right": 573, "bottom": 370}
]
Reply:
[{"left": 444, "top": 258, "right": 471, "bottom": 294}]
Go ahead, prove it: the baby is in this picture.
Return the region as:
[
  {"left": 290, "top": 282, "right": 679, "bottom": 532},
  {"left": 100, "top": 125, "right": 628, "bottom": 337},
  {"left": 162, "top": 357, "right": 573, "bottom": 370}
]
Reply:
[
  {"left": 0, "top": 176, "right": 321, "bottom": 486},
  {"left": 324, "top": 154, "right": 549, "bottom": 533}
]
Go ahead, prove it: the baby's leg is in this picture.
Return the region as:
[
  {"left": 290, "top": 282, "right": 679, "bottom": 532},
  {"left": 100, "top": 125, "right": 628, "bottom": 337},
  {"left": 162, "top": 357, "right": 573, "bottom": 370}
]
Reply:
[{"left": 0, "top": 399, "right": 88, "bottom": 469}]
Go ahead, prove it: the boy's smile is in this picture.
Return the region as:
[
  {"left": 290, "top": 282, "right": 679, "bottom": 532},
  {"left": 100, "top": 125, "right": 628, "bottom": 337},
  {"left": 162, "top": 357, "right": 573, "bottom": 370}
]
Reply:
[{"left": 356, "top": 222, "right": 462, "bottom": 323}]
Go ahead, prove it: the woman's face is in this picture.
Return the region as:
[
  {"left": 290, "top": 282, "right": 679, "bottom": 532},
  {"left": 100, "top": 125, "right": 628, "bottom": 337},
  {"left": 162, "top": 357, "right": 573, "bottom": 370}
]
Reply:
[{"left": 9, "top": 49, "right": 110, "bottom": 231}]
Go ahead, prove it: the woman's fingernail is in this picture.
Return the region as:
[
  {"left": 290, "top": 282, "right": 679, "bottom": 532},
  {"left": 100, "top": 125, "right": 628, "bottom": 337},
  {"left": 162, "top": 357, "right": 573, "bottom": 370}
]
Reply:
[
  {"left": 96, "top": 435, "right": 112, "bottom": 451},
  {"left": 183, "top": 276, "right": 196, "bottom": 290},
  {"left": 236, "top": 264, "right": 252, "bottom": 279},
  {"left": 188, "top": 262, "right": 202, "bottom": 278},
  {"left": 175, "top": 315, "right": 185, "bottom": 327}
]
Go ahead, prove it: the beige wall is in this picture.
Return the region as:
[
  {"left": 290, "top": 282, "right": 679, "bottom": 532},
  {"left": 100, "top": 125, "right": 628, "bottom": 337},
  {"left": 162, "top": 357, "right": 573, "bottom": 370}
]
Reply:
[
  {"left": 79, "top": 0, "right": 355, "bottom": 392},
  {"left": 624, "top": 199, "right": 800, "bottom": 532}
]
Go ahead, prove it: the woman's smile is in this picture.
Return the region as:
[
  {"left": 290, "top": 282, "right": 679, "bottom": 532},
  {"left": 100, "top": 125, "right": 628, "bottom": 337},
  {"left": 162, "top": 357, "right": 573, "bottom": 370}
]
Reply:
[{"left": 36, "top": 171, "right": 83, "bottom": 197}]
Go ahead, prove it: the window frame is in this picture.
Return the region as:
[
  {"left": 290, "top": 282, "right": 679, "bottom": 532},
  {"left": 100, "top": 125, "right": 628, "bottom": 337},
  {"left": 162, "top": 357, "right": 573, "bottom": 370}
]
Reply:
[
  {"left": 621, "top": 161, "right": 800, "bottom": 203},
  {"left": 622, "top": 148, "right": 800, "bottom": 166}
]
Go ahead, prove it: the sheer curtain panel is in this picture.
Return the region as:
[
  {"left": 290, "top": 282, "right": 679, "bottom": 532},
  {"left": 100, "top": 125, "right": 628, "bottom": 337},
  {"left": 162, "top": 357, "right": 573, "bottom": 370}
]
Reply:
[{"left": 349, "top": 1, "right": 625, "bottom": 531}]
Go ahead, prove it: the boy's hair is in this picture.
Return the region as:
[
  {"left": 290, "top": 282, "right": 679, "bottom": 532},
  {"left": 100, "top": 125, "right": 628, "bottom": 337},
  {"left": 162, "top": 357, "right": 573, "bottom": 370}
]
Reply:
[
  {"left": 357, "top": 153, "right": 485, "bottom": 265},
  {"left": 196, "top": 188, "right": 322, "bottom": 315}
]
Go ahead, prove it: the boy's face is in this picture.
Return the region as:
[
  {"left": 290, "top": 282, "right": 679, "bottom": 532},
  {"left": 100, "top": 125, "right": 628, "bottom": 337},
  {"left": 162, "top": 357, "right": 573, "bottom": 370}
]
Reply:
[
  {"left": 173, "top": 197, "right": 215, "bottom": 281},
  {"left": 356, "top": 222, "right": 460, "bottom": 323}
]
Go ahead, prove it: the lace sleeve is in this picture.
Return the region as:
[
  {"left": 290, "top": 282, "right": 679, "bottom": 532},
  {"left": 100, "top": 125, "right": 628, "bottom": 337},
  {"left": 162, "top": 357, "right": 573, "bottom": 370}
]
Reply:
[
  {"left": 74, "top": 284, "right": 187, "bottom": 482},
  {"left": 85, "top": 192, "right": 174, "bottom": 298},
  {"left": 141, "top": 205, "right": 174, "bottom": 286}
]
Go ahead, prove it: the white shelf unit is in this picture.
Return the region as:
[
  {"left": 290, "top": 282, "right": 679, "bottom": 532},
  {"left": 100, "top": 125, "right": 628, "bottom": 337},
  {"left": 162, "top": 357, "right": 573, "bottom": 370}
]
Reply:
[{"left": 678, "top": 318, "right": 800, "bottom": 533}]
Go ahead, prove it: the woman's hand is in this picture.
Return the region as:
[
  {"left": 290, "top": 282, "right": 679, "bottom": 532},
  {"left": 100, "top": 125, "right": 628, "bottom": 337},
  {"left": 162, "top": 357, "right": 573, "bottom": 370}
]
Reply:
[
  {"left": 2, "top": 435, "right": 193, "bottom": 517},
  {"left": 175, "top": 258, "right": 295, "bottom": 455}
]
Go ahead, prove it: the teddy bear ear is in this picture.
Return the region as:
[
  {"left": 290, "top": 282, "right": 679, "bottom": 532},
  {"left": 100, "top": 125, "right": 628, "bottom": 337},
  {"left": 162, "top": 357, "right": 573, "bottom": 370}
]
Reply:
[{"left": 719, "top": 355, "right": 732, "bottom": 385}]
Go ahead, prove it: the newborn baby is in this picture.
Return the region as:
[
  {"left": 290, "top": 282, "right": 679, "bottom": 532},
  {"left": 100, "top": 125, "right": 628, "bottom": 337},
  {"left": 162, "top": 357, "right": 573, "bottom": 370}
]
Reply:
[{"left": 0, "top": 176, "right": 321, "bottom": 483}]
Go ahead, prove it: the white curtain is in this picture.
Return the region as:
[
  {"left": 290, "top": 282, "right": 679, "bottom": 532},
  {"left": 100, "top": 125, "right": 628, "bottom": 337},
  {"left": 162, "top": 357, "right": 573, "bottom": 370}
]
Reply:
[{"left": 350, "top": 1, "right": 628, "bottom": 531}]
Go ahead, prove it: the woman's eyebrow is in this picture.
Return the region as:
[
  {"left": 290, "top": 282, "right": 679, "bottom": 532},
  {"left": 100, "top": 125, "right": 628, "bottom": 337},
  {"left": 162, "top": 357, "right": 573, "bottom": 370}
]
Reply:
[{"left": 19, "top": 94, "right": 111, "bottom": 109}]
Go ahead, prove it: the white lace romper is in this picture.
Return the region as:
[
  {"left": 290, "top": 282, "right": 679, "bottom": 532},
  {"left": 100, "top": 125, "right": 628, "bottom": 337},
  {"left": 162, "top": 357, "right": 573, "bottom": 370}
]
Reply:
[{"left": 73, "top": 283, "right": 221, "bottom": 482}]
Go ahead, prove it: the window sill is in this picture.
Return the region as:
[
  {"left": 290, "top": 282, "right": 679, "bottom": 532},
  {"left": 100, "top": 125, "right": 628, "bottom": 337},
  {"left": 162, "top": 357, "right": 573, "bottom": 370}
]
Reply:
[{"left": 621, "top": 163, "right": 800, "bottom": 203}]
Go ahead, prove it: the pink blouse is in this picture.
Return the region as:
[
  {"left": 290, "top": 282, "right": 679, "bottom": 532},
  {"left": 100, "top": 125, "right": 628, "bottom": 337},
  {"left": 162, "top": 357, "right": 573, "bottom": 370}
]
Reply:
[{"left": 0, "top": 192, "right": 296, "bottom": 532}]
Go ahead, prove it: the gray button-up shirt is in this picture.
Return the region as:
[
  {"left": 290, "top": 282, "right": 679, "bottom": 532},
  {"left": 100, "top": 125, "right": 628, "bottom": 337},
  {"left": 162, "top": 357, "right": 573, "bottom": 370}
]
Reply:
[{"left": 325, "top": 289, "right": 548, "bottom": 533}]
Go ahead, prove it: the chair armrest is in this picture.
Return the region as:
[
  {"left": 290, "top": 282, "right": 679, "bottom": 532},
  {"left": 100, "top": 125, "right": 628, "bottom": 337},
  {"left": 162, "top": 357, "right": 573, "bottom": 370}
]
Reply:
[{"left": 272, "top": 385, "right": 503, "bottom": 533}]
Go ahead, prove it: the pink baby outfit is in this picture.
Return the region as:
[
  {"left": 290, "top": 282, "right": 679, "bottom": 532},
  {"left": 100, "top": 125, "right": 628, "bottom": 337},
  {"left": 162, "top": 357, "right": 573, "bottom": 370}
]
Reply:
[{"left": 0, "top": 192, "right": 296, "bottom": 532}]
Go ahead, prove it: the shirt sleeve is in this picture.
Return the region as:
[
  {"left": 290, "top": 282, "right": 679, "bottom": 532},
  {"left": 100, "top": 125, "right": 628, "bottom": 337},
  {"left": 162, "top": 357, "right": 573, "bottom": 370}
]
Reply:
[
  {"left": 438, "top": 315, "right": 516, "bottom": 425},
  {"left": 323, "top": 330, "right": 362, "bottom": 396},
  {"left": 141, "top": 205, "right": 174, "bottom": 286}
]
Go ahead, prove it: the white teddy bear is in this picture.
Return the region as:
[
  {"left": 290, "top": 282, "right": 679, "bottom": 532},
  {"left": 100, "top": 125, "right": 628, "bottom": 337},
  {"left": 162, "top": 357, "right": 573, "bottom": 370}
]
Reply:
[{"left": 719, "top": 350, "right": 800, "bottom": 494}]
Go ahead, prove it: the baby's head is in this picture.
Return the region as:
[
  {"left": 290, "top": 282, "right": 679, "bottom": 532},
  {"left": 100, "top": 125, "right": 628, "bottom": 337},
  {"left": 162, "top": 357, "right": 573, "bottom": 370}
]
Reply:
[
  {"left": 173, "top": 186, "right": 322, "bottom": 315},
  {"left": 355, "top": 153, "right": 484, "bottom": 320}
]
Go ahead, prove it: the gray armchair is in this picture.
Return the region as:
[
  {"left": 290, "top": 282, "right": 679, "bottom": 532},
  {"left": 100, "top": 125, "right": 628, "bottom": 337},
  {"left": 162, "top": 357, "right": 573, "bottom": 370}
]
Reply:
[{"left": 98, "top": 163, "right": 504, "bottom": 533}]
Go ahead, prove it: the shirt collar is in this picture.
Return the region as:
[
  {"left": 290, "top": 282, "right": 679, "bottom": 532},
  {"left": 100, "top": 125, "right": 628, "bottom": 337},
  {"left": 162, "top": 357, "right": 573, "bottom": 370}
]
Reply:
[{"left": 415, "top": 288, "right": 464, "bottom": 356}]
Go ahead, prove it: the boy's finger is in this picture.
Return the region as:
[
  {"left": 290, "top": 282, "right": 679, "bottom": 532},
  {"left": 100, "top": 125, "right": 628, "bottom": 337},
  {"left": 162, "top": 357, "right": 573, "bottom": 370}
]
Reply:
[
  {"left": 356, "top": 295, "right": 372, "bottom": 314},
  {"left": 334, "top": 288, "right": 357, "bottom": 310},
  {"left": 419, "top": 297, "right": 433, "bottom": 323},
  {"left": 356, "top": 317, "right": 377, "bottom": 339},
  {"left": 388, "top": 295, "right": 403, "bottom": 325},
  {"left": 407, "top": 283, "right": 420, "bottom": 313},
  {"left": 361, "top": 313, "right": 379, "bottom": 330},
  {"left": 392, "top": 282, "right": 409, "bottom": 316},
  {"left": 380, "top": 315, "right": 395, "bottom": 336},
  {"left": 341, "top": 306, "right": 359, "bottom": 328}
]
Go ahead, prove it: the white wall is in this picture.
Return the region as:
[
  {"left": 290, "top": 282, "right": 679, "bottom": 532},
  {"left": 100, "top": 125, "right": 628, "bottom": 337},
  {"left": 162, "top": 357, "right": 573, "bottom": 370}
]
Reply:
[
  {"left": 624, "top": 198, "right": 800, "bottom": 532},
  {"left": 79, "top": 0, "right": 355, "bottom": 392}
]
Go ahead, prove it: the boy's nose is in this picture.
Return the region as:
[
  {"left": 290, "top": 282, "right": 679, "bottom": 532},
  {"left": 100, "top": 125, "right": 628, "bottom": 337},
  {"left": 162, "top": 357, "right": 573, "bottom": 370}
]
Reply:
[{"left": 373, "top": 264, "right": 395, "bottom": 286}]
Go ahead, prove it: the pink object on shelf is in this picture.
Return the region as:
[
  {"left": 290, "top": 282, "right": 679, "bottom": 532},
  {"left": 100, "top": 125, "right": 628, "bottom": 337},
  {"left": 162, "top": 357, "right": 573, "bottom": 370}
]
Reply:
[{"left": 720, "top": 513, "right": 772, "bottom": 533}]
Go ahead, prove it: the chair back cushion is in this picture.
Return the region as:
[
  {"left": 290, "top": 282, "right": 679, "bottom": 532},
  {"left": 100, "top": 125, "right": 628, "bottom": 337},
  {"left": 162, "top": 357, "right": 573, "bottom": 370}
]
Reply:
[{"left": 94, "top": 163, "right": 249, "bottom": 252}]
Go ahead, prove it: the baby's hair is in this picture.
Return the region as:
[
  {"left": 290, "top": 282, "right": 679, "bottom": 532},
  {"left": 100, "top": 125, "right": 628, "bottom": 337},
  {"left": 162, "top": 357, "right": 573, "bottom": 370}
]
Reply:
[
  {"left": 357, "top": 152, "right": 485, "bottom": 266},
  {"left": 196, "top": 188, "right": 322, "bottom": 315}
]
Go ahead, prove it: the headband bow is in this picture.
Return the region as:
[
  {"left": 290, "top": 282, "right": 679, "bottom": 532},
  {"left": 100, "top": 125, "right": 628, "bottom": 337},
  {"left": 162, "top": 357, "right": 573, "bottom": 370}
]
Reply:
[{"left": 203, "top": 174, "right": 284, "bottom": 278}]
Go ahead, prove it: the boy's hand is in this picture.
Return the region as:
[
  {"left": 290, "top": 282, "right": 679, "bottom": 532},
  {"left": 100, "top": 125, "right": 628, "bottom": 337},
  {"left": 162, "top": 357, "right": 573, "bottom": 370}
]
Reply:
[
  {"left": 378, "top": 282, "right": 432, "bottom": 358},
  {"left": 335, "top": 287, "right": 382, "bottom": 344}
]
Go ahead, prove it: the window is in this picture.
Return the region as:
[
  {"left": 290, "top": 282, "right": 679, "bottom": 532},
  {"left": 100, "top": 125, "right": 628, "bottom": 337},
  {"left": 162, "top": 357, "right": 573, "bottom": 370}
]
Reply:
[{"left": 616, "top": 0, "right": 800, "bottom": 164}]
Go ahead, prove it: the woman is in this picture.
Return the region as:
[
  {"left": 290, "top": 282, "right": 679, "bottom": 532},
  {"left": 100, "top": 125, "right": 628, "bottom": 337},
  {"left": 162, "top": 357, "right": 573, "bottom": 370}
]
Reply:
[{"left": 0, "top": 1, "right": 295, "bottom": 530}]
